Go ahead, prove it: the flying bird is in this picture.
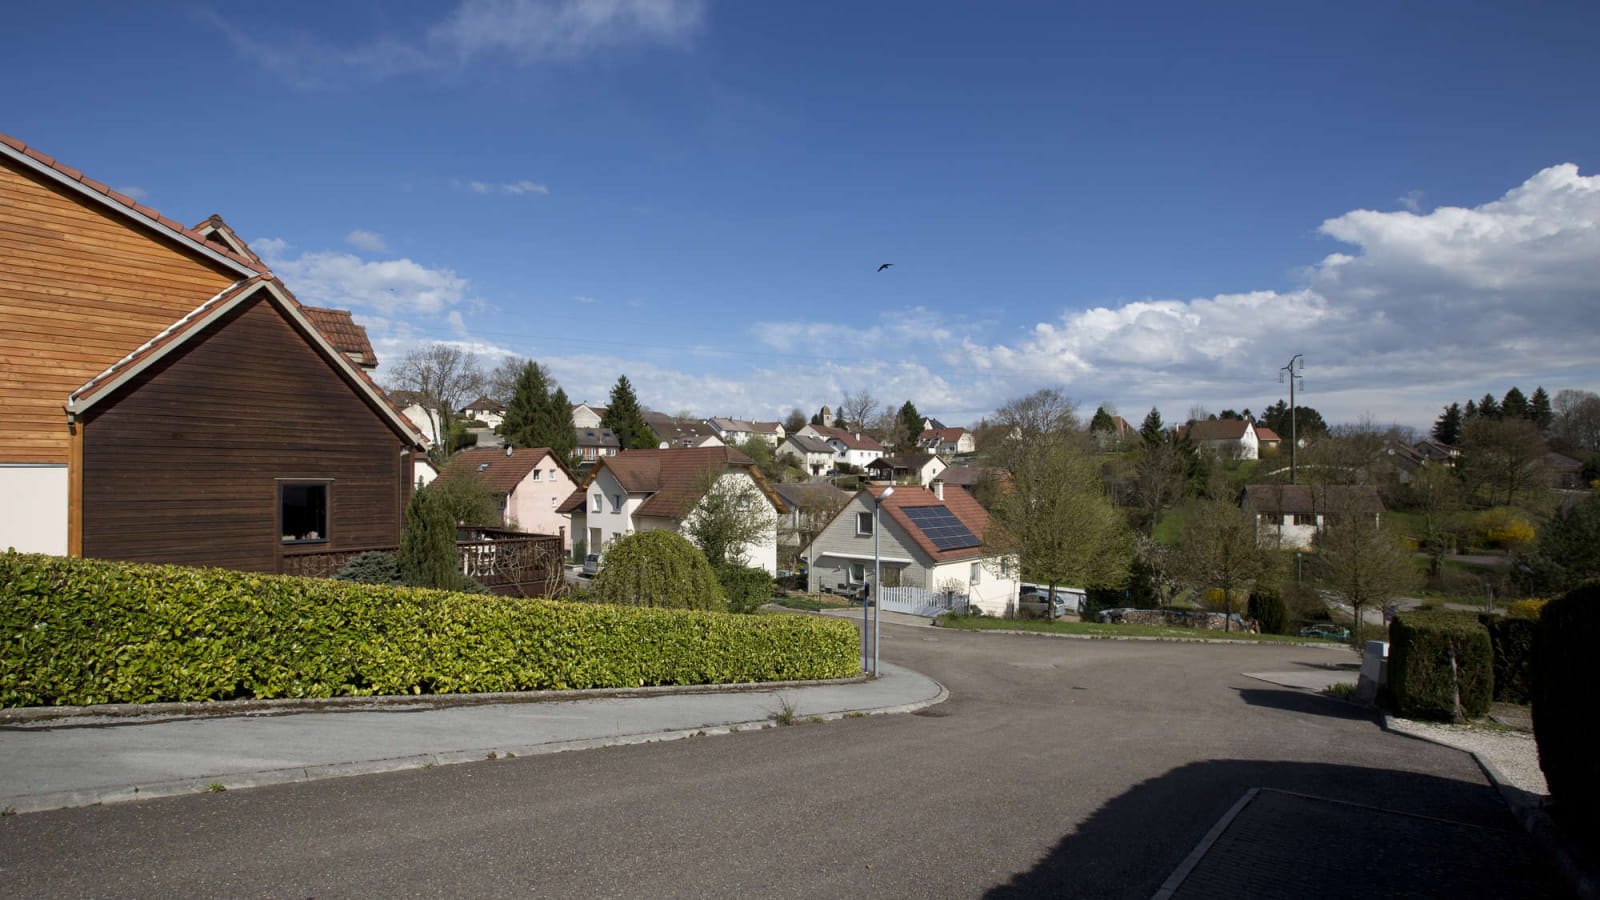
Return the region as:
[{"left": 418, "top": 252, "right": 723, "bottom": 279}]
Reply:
[{"left": 877, "top": 263, "right": 893, "bottom": 272}]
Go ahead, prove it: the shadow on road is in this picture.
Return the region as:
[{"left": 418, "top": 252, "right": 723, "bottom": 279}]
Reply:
[
  {"left": 1234, "top": 687, "right": 1380, "bottom": 723},
  {"left": 982, "top": 759, "right": 1558, "bottom": 899}
]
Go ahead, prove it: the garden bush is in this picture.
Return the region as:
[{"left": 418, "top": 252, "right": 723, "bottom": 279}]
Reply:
[
  {"left": 0, "top": 552, "right": 858, "bottom": 707},
  {"left": 1533, "top": 582, "right": 1600, "bottom": 846},
  {"left": 589, "top": 530, "right": 725, "bottom": 611},
  {"left": 334, "top": 551, "right": 402, "bottom": 586},
  {"left": 1387, "top": 610, "right": 1492, "bottom": 722},
  {"left": 1248, "top": 586, "right": 1289, "bottom": 635},
  {"left": 715, "top": 565, "right": 775, "bottom": 615},
  {"left": 1479, "top": 613, "right": 1537, "bottom": 704}
]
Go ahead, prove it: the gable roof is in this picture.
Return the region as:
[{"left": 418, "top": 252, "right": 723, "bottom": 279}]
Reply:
[
  {"left": 0, "top": 133, "right": 263, "bottom": 276},
  {"left": 783, "top": 434, "right": 835, "bottom": 454},
  {"left": 1254, "top": 426, "right": 1282, "bottom": 442},
  {"left": 577, "top": 427, "right": 620, "bottom": 449},
  {"left": 645, "top": 413, "right": 723, "bottom": 447},
  {"left": 865, "top": 484, "right": 994, "bottom": 563},
  {"left": 773, "top": 481, "right": 852, "bottom": 512},
  {"left": 566, "top": 446, "right": 786, "bottom": 520},
  {"left": 867, "top": 453, "right": 939, "bottom": 471},
  {"left": 435, "top": 447, "right": 574, "bottom": 494},
  {"left": 1183, "top": 419, "right": 1254, "bottom": 442},
  {"left": 300, "top": 306, "right": 379, "bottom": 368},
  {"left": 828, "top": 431, "right": 885, "bottom": 451},
  {"left": 463, "top": 396, "right": 505, "bottom": 414},
  {"left": 192, "top": 214, "right": 268, "bottom": 269},
  {"left": 919, "top": 426, "right": 970, "bottom": 442},
  {"left": 64, "top": 276, "right": 426, "bottom": 448},
  {"left": 1242, "top": 483, "right": 1384, "bottom": 516}
]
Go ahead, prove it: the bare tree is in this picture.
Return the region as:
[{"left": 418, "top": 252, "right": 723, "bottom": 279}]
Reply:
[
  {"left": 1460, "top": 417, "right": 1550, "bottom": 507},
  {"left": 996, "top": 387, "right": 1078, "bottom": 439},
  {"left": 484, "top": 355, "right": 528, "bottom": 405},
  {"left": 1552, "top": 389, "right": 1600, "bottom": 456},
  {"left": 1170, "top": 499, "right": 1278, "bottom": 631},
  {"left": 390, "top": 344, "right": 484, "bottom": 460},
  {"left": 837, "top": 389, "right": 880, "bottom": 432},
  {"left": 1312, "top": 490, "right": 1420, "bottom": 644}
]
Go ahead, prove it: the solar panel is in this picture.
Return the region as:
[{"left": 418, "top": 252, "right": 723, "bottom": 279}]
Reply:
[{"left": 901, "top": 505, "right": 981, "bottom": 551}]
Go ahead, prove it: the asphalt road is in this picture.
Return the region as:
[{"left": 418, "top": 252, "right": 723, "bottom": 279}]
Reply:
[{"left": 0, "top": 626, "right": 1557, "bottom": 898}]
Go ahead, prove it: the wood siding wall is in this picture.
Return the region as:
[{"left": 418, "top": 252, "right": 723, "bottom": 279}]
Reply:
[
  {"left": 81, "top": 296, "right": 408, "bottom": 572},
  {"left": 0, "top": 158, "right": 242, "bottom": 464}
]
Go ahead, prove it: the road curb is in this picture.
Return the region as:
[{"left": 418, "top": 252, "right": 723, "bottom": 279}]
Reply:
[
  {"left": 1381, "top": 712, "right": 1597, "bottom": 899},
  {"left": 936, "top": 625, "right": 1355, "bottom": 649}
]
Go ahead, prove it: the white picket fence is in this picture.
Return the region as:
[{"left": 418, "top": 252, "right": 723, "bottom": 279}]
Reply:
[{"left": 878, "top": 585, "right": 969, "bottom": 617}]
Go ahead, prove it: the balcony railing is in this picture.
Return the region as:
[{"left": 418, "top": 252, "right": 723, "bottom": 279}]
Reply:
[{"left": 280, "top": 527, "right": 565, "bottom": 598}]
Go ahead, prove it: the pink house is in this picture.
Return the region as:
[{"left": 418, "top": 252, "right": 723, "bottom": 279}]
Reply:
[{"left": 435, "top": 448, "right": 579, "bottom": 548}]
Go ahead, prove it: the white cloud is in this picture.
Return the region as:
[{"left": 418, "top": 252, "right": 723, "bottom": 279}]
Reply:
[
  {"left": 212, "top": 0, "right": 704, "bottom": 86},
  {"left": 114, "top": 186, "right": 148, "bottom": 201},
  {"left": 950, "top": 163, "right": 1600, "bottom": 426},
  {"left": 345, "top": 229, "right": 389, "bottom": 253},
  {"left": 1398, "top": 189, "right": 1423, "bottom": 213},
  {"left": 258, "top": 241, "right": 472, "bottom": 317},
  {"left": 466, "top": 179, "right": 550, "bottom": 196}
]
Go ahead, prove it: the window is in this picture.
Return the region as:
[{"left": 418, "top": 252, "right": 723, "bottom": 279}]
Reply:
[
  {"left": 611, "top": 494, "right": 623, "bottom": 513},
  {"left": 551, "top": 496, "right": 559, "bottom": 508},
  {"left": 531, "top": 470, "right": 542, "bottom": 481},
  {"left": 1293, "top": 513, "right": 1316, "bottom": 526},
  {"left": 279, "top": 483, "right": 328, "bottom": 543},
  {"left": 970, "top": 562, "right": 981, "bottom": 585},
  {"left": 849, "top": 563, "right": 865, "bottom": 583},
  {"left": 592, "top": 493, "right": 603, "bottom": 513},
  {"left": 856, "top": 511, "right": 873, "bottom": 535}
]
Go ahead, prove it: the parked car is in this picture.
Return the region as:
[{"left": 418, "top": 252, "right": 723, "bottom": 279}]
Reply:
[
  {"left": 581, "top": 553, "right": 603, "bottom": 577},
  {"left": 1299, "top": 624, "right": 1350, "bottom": 641},
  {"left": 1019, "top": 590, "right": 1077, "bottom": 619}
]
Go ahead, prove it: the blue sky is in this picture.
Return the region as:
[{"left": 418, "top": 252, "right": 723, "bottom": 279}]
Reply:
[{"left": 6, "top": 1, "right": 1599, "bottom": 431}]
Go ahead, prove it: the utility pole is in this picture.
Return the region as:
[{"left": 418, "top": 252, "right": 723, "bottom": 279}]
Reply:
[{"left": 1279, "top": 354, "right": 1303, "bottom": 483}]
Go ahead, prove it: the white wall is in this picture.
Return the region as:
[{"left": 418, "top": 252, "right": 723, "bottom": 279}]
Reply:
[
  {"left": 931, "top": 556, "right": 1019, "bottom": 617},
  {"left": 0, "top": 465, "right": 68, "bottom": 555},
  {"left": 507, "top": 461, "right": 578, "bottom": 549}
]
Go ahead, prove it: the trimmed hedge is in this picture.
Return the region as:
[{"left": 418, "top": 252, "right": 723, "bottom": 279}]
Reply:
[
  {"left": 1387, "top": 610, "right": 1492, "bottom": 722},
  {"left": 0, "top": 552, "right": 859, "bottom": 708},
  {"left": 1479, "top": 614, "right": 1537, "bottom": 704},
  {"left": 1533, "top": 582, "right": 1600, "bottom": 845}
]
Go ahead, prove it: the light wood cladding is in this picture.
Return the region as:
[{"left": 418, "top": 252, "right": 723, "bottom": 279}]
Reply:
[{"left": 1, "top": 157, "right": 243, "bottom": 464}]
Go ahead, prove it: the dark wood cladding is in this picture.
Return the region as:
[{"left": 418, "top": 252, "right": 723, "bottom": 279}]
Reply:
[{"left": 80, "top": 294, "right": 408, "bottom": 572}]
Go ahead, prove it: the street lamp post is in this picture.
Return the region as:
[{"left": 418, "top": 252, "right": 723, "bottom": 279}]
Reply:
[
  {"left": 1279, "top": 354, "right": 1304, "bottom": 484},
  {"left": 873, "top": 486, "right": 894, "bottom": 676}
]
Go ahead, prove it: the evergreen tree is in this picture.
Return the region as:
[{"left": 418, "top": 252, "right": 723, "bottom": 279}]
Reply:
[
  {"left": 500, "top": 361, "right": 577, "bottom": 457},
  {"left": 1530, "top": 386, "right": 1554, "bottom": 433},
  {"left": 1464, "top": 399, "right": 1479, "bottom": 419},
  {"left": 896, "top": 400, "right": 923, "bottom": 448},
  {"left": 1479, "top": 393, "right": 1501, "bottom": 419},
  {"left": 809, "top": 411, "right": 823, "bottom": 426},
  {"left": 1432, "top": 402, "right": 1464, "bottom": 446},
  {"left": 1501, "top": 386, "right": 1529, "bottom": 420},
  {"left": 1090, "top": 406, "right": 1117, "bottom": 433},
  {"left": 1139, "top": 407, "right": 1165, "bottom": 444},
  {"left": 544, "top": 386, "right": 576, "bottom": 458},
  {"left": 602, "top": 375, "right": 656, "bottom": 450}
]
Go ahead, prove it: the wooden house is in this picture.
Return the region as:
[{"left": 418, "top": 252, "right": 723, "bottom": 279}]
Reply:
[{"left": 0, "top": 132, "right": 425, "bottom": 572}]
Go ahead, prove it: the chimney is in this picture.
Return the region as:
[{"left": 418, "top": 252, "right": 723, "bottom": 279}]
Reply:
[{"left": 933, "top": 481, "right": 944, "bottom": 501}]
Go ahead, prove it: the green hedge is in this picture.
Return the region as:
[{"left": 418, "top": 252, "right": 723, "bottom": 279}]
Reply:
[
  {"left": 1533, "top": 582, "right": 1600, "bottom": 846},
  {"left": 716, "top": 565, "right": 775, "bottom": 615},
  {"left": 0, "top": 552, "right": 859, "bottom": 707},
  {"left": 1479, "top": 614, "right": 1537, "bottom": 704},
  {"left": 1387, "top": 610, "right": 1492, "bottom": 722}
]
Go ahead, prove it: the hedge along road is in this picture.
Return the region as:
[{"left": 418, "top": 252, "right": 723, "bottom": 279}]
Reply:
[{"left": 0, "top": 624, "right": 1558, "bottom": 899}]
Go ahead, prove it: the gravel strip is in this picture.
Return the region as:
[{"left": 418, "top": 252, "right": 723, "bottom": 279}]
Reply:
[{"left": 1386, "top": 717, "right": 1547, "bottom": 796}]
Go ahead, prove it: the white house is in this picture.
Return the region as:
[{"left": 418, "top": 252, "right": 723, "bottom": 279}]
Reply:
[
  {"left": 559, "top": 446, "right": 787, "bottom": 573},
  {"left": 461, "top": 397, "right": 505, "bottom": 430},
  {"left": 865, "top": 453, "right": 948, "bottom": 486},
  {"left": 917, "top": 427, "right": 976, "bottom": 456},
  {"left": 802, "top": 483, "right": 1019, "bottom": 617},
  {"left": 777, "top": 434, "right": 837, "bottom": 476},
  {"left": 571, "top": 402, "right": 607, "bottom": 429},
  {"left": 708, "top": 417, "right": 785, "bottom": 447},
  {"left": 436, "top": 447, "right": 579, "bottom": 549},
  {"left": 1242, "top": 483, "right": 1385, "bottom": 550},
  {"left": 1181, "top": 419, "right": 1259, "bottom": 460},
  {"left": 826, "top": 430, "right": 887, "bottom": 470},
  {"left": 391, "top": 390, "right": 443, "bottom": 446}
]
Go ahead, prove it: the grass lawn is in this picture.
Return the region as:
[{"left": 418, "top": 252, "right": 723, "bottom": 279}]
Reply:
[
  {"left": 937, "top": 616, "right": 1346, "bottom": 644},
  {"left": 772, "top": 595, "right": 857, "bottom": 612}
]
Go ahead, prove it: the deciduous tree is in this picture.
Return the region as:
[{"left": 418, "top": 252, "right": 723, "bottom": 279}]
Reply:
[
  {"left": 1311, "top": 491, "right": 1420, "bottom": 643},
  {"left": 683, "top": 468, "right": 778, "bottom": 569},
  {"left": 1170, "top": 499, "right": 1278, "bottom": 631},
  {"left": 1460, "top": 417, "right": 1549, "bottom": 507},
  {"left": 390, "top": 344, "right": 484, "bottom": 463}
]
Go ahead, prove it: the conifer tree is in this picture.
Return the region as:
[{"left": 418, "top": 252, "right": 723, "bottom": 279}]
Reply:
[
  {"left": 1432, "top": 402, "right": 1464, "bottom": 446},
  {"left": 500, "top": 361, "right": 577, "bottom": 457},
  {"left": 1501, "top": 386, "right": 1529, "bottom": 420},
  {"left": 602, "top": 375, "right": 656, "bottom": 449},
  {"left": 1479, "top": 393, "right": 1501, "bottom": 419},
  {"left": 1090, "top": 406, "right": 1117, "bottom": 433},
  {"left": 1139, "top": 407, "right": 1165, "bottom": 444},
  {"left": 1530, "top": 386, "right": 1554, "bottom": 433}
]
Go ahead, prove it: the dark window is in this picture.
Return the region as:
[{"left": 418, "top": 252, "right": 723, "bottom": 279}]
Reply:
[
  {"left": 856, "top": 511, "right": 873, "bottom": 535},
  {"left": 281, "top": 483, "right": 329, "bottom": 543},
  {"left": 1293, "top": 513, "right": 1317, "bottom": 526}
]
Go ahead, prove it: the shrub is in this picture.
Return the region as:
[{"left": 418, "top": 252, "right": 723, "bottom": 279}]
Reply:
[
  {"left": 589, "top": 531, "right": 725, "bottom": 611},
  {"left": 715, "top": 565, "right": 774, "bottom": 615},
  {"left": 1387, "top": 610, "right": 1492, "bottom": 722},
  {"left": 1473, "top": 507, "right": 1534, "bottom": 550},
  {"left": 1505, "top": 598, "right": 1548, "bottom": 620},
  {"left": 0, "top": 552, "right": 858, "bottom": 707},
  {"left": 571, "top": 538, "right": 587, "bottom": 565},
  {"left": 1248, "top": 586, "right": 1289, "bottom": 635},
  {"left": 1533, "top": 582, "right": 1600, "bottom": 845},
  {"left": 333, "top": 551, "right": 402, "bottom": 586},
  {"left": 1480, "top": 614, "right": 1537, "bottom": 704},
  {"left": 398, "top": 488, "right": 475, "bottom": 592}
]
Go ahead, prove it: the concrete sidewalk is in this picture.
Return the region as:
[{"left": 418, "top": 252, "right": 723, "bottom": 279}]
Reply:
[{"left": 0, "top": 661, "right": 945, "bottom": 815}]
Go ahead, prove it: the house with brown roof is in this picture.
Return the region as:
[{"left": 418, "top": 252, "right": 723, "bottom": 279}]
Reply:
[
  {"left": 865, "top": 453, "right": 948, "bottom": 486},
  {"left": 707, "top": 417, "right": 785, "bottom": 447},
  {"left": 571, "top": 402, "right": 608, "bottom": 429},
  {"left": 917, "top": 426, "right": 976, "bottom": 456},
  {"left": 575, "top": 427, "right": 621, "bottom": 463},
  {"left": 461, "top": 397, "right": 506, "bottom": 430},
  {"left": 435, "top": 447, "right": 579, "bottom": 548},
  {"left": 558, "top": 446, "right": 787, "bottom": 572},
  {"left": 0, "top": 132, "right": 426, "bottom": 570},
  {"left": 776, "top": 433, "right": 837, "bottom": 476},
  {"left": 801, "top": 483, "right": 1019, "bottom": 616},
  {"left": 644, "top": 411, "right": 725, "bottom": 449},
  {"left": 824, "top": 429, "right": 887, "bottom": 470},
  {"left": 1242, "top": 483, "right": 1384, "bottom": 549},
  {"left": 1180, "top": 419, "right": 1260, "bottom": 460}
]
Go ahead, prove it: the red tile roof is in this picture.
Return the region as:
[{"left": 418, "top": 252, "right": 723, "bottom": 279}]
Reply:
[
  {"left": 1182, "top": 419, "right": 1253, "bottom": 442},
  {"left": 301, "top": 306, "right": 379, "bottom": 368},
  {"left": 866, "top": 484, "right": 993, "bottom": 563},
  {"left": 566, "top": 446, "right": 786, "bottom": 520},
  {"left": 1254, "top": 426, "right": 1282, "bottom": 442},
  {"left": 435, "top": 447, "right": 575, "bottom": 494}
]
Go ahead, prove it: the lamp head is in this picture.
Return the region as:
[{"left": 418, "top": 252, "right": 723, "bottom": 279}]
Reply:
[{"left": 881, "top": 486, "right": 895, "bottom": 500}]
